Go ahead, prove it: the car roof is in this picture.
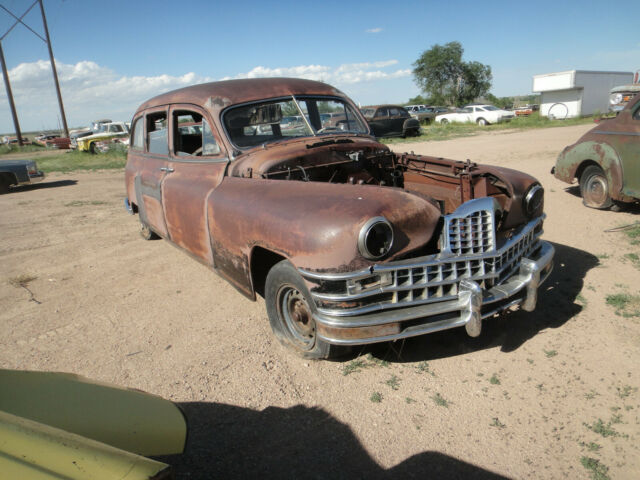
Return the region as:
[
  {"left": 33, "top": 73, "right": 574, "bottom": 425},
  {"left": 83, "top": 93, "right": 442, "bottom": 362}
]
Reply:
[
  {"left": 361, "top": 105, "right": 408, "bottom": 110},
  {"left": 135, "top": 78, "right": 346, "bottom": 113}
]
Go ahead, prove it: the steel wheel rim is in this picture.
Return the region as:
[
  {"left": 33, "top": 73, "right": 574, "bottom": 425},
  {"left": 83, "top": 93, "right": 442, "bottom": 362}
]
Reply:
[
  {"left": 276, "top": 284, "right": 315, "bottom": 350},
  {"left": 585, "top": 174, "right": 608, "bottom": 206}
]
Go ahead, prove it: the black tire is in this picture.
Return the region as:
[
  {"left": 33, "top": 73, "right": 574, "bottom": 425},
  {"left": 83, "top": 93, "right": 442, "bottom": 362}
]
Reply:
[
  {"left": 265, "top": 260, "right": 347, "bottom": 359},
  {"left": 89, "top": 142, "right": 97, "bottom": 154},
  {"left": 140, "top": 218, "right": 160, "bottom": 240},
  {"left": 0, "top": 175, "right": 10, "bottom": 194},
  {"left": 440, "top": 118, "right": 449, "bottom": 125},
  {"left": 580, "top": 165, "right": 613, "bottom": 209}
]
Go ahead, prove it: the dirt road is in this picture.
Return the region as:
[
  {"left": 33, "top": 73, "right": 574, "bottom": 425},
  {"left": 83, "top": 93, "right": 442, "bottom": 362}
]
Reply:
[{"left": 1, "top": 124, "right": 638, "bottom": 479}]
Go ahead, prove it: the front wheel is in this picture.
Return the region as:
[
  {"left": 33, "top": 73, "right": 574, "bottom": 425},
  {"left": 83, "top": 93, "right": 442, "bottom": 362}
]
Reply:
[
  {"left": 580, "top": 165, "right": 612, "bottom": 209},
  {"left": 265, "top": 260, "right": 347, "bottom": 359}
]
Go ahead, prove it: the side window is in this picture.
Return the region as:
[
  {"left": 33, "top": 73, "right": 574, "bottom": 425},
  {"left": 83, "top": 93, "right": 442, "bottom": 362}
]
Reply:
[
  {"left": 633, "top": 103, "right": 640, "bottom": 121},
  {"left": 147, "top": 112, "right": 168, "bottom": 155},
  {"left": 173, "top": 110, "right": 221, "bottom": 157},
  {"left": 131, "top": 117, "right": 144, "bottom": 150},
  {"left": 375, "top": 108, "right": 387, "bottom": 118}
]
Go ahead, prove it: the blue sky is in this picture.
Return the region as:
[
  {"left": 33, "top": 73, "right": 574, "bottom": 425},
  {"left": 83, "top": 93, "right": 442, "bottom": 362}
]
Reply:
[{"left": 0, "top": 0, "right": 636, "bottom": 132}]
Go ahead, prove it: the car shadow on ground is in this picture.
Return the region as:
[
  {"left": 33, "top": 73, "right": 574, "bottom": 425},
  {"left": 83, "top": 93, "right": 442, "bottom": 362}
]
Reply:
[
  {"left": 8, "top": 179, "right": 77, "bottom": 192},
  {"left": 159, "top": 402, "right": 508, "bottom": 480},
  {"left": 350, "top": 241, "right": 598, "bottom": 363}
]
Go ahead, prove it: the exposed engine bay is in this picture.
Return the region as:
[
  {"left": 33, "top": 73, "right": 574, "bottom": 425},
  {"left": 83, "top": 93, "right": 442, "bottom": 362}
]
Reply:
[{"left": 230, "top": 139, "right": 515, "bottom": 217}]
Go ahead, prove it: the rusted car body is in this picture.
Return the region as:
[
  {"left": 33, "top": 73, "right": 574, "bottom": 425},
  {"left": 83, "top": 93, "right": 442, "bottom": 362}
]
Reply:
[
  {"left": 125, "top": 78, "right": 553, "bottom": 359},
  {"left": 553, "top": 94, "right": 640, "bottom": 209}
]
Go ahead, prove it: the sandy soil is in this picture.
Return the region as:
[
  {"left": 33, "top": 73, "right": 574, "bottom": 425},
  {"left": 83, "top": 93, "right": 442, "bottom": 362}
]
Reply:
[{"left": 1, "top": 124, "right": 639, "bottom": 479}]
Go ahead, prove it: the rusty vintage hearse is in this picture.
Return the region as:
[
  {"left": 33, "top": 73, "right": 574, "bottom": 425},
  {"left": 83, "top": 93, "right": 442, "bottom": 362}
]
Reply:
[{"left": 125, "top": 78, "right": 554, "bottom": 359}]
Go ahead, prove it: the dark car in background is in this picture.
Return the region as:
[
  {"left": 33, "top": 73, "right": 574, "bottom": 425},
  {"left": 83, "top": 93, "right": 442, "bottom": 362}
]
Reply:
[
  {"left": 0, "top": 159, "right": 45, "bottom": 193},
  {"left": 360, "top": 105, "right": 421, "bottom": 138}
]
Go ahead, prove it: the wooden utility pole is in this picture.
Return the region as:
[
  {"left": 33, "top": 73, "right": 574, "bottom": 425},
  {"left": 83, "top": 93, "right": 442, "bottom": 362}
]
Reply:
[
  {"left": 0, "top": 0, "right": 69, "bottom": 142},
  {"left": 38, "top": 0, "right": 68, "bottom": 138},
  {"left": 0, "top": 40, "right": 23, "bottom": 145}
]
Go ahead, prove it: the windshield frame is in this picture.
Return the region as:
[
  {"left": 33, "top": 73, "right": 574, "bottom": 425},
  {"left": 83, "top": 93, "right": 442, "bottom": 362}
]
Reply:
[{"left": 221, "top": 94, "right": 371, "bottom": 151}]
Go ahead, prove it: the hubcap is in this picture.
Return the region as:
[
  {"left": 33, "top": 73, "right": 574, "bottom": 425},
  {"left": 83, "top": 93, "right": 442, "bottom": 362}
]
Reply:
[
  {"left": 585, "top": 174, "right": 608, "bottom": 206},
  {"left": 277, "top": 285, "right": 315, "bottom": 350}
]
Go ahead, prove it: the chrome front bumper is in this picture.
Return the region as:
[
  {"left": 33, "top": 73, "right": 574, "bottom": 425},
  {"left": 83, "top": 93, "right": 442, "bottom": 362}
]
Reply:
[{"left": 300, "top": 239, "right": 554, "bottom": 346}]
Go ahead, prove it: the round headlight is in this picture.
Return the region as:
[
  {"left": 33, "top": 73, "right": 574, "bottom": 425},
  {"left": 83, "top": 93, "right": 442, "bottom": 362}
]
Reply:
[
  {"left": 523, "top": 184, "right": 544, "bottom": 218},
  {"left": 610, "top": 93, "right": 623, "bottom": 105},
  {"left": 358, "top": 217, "right": 393, "bottom": 260}
]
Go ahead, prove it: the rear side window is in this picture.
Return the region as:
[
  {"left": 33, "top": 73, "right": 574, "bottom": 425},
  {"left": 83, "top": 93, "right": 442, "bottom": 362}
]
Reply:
[
  {"left": 147, "top": 112, "right": 168, "bottom": 155},
  {"left": 131, "top": 117, "right": 144, "bottom": 150}
]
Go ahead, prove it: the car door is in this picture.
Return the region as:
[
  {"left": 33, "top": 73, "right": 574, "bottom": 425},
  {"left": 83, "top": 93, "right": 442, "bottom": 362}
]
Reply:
[
  {"left": 619, "top": 101, "right": 640, "bottom": 196},
  {"left": 369, "top": 107, "right": 389, "bottom": 136},
  {"left": 388, "top": 107, "right": 405, "bottom": 135},
  {"left": 134, "top": 108, "right": 171, "bottom": 238},
  {"left": 160, "top": 105, "right": 228, "bottom": 264}
]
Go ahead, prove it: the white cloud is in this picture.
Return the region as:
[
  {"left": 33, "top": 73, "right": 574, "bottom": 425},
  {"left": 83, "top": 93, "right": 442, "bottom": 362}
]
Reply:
[
  {"left": 365, "top": 28, "right": 383, "bottom": 33},
  {"left": 0, "top": 59, "right": 412, "bottom": 132}
]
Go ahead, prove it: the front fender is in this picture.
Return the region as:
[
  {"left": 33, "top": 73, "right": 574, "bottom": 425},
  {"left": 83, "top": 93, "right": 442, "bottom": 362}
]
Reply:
[
  {"left": 207, "top": 177, "right": 442, "bottom": 295},
  {"left": 554, "top": 141, "right": 624, "bottom": 198}
]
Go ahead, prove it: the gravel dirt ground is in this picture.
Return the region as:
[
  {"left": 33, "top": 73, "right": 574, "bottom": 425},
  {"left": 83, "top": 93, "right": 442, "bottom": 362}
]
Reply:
[{"left": 1, "top": 124, "right": 639, "bottom": 479}]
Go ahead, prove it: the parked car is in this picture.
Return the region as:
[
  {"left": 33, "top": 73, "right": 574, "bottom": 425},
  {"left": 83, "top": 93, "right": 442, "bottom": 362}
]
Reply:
[
  {"left": 552, "top": 93, "right": 640, "bottom": 209},
  {"left": 514, "top": 105, "right": 540, "bottom": 117},
  {"left": 44, "top": 137, "right": 71, "bottom": 149},
  {"left": 360, "top": 105, "right": 421, "bottom": 137},
  {"left": 76, "top": 121, "right": 129, "bottom": 153},
  {"left": 408, "top": 106, "right": 446, "bottom": 124},
  {"left": 435, "top": 105, "right": 515, "bottom": 126},
  {"left": 609, "top": 83, "right": 640, "bottom": 114},
  {"left": 404, "top": 104, "right": 427, "bottom": 113},
  {"left": 69, "top": 129, "right": 94, "bottom": 149},
  {"left": 125, "top": 78, "right": 553, "bottom": 359},
  {"left": 0, "top": 159, "right": 45, "bottom": 193}
]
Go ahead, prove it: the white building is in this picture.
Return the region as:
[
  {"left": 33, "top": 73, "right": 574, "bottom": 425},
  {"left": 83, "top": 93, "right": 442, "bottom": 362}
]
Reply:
[{"left": 532, "top": 70, "right": 632, "bottom": 119}]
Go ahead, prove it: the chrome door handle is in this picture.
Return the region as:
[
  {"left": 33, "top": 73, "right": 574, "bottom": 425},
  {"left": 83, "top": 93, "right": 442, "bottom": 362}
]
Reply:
[{"left": 159, "top": 167, "right": 174, "bottom": 173}]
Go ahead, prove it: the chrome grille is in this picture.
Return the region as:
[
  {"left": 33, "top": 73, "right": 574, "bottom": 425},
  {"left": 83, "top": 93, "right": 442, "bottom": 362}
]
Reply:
[{"left": 447, "top": 209, "right": 494, "bottom": 255}]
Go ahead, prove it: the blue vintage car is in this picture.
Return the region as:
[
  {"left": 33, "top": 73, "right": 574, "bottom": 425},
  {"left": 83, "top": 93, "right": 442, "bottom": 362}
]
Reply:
[{"left": 0, "top": 159, "right": 45, "bottom": 194}]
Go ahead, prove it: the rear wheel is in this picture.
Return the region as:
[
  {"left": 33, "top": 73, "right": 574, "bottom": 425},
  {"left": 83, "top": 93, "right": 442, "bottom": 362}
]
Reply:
[
  {"left": 140, "top": 218, "right": 159, "bottom": 240},
  {"left": 477, "top": 118, "right": 488, "bottom": 126},
  {"left": 440, "top": 118, "right": 449, "bottom": 125},
  {"left": 265, "top": 260, "right": 347, "bottom": 359},
  {"left": 580, "top": 165, "right": 612, "bottom": 209}
]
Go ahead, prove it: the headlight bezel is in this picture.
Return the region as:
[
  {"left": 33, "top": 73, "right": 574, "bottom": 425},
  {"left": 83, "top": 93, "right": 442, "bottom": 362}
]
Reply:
[
  {"left": 610, "top": 93, "right": 623, "bottom": 105},
  {"left": 523, "top": 183, "right": 544, "bottom": 218},
  {"left": 358, "top": 216, "right": 394, "bottom": 260}
]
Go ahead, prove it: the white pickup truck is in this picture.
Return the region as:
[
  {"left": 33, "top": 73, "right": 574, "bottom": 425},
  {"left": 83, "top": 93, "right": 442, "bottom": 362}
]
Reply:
[{"left": 75, "top": 122, "right": 129, "bottom": 153}]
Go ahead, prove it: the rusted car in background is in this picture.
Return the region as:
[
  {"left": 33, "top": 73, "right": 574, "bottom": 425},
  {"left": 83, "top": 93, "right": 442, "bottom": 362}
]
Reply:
[
  {"left": 125, "top": 78, "right": 553, "bottom": 359},
  {"left": 553, "top": 94, "right": 639, "bottom": 209}
]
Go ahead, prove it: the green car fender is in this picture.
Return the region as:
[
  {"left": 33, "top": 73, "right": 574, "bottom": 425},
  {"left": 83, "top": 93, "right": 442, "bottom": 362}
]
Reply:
[{"left": 554, "top": 140, "right": 625, "bottom": 198}]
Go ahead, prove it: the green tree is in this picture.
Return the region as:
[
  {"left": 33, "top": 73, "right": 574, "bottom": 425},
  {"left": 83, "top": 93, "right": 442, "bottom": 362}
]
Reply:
[{"left": 412, "top": 42, "right": 492, "bottom": 107}]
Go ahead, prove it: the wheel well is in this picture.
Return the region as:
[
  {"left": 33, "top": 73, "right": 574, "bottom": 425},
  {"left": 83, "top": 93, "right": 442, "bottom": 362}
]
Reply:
[
  {"left": 250, "top": 247, "right": 286, "bottom": 298},
  {"left": 0, "top": 171, "right": 17, "bottom": 186},
  {"left": 575, "top": 160, "right": 600, "bottom": 182}
]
